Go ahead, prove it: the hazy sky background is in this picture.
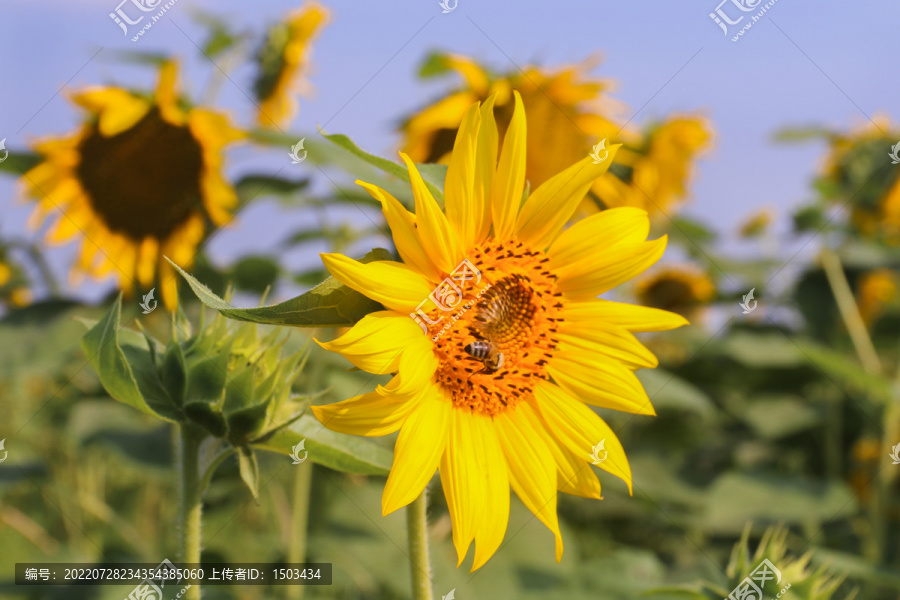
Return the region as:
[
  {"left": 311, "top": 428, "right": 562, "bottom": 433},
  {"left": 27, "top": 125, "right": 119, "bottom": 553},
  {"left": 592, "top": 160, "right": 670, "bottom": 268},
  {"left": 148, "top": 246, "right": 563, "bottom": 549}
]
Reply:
[{"left": 1, "top": 0, "right": 898, "bottom": 304}]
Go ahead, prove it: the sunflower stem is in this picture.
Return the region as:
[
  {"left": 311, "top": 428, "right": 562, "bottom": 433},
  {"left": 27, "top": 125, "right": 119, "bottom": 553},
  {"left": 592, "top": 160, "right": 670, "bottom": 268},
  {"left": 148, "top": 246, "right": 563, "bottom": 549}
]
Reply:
[
  {"left": 286, "top": 462, "right": 313, "bottom": 600},
  {"left": 178, "top": 423, "right": 204, "bottom": 600},
  {"left": 820, "top": 247, "right": 882, "bottom": 374},
  {"left": 407, "top": 490, "right": 434, "bottom": 600}
]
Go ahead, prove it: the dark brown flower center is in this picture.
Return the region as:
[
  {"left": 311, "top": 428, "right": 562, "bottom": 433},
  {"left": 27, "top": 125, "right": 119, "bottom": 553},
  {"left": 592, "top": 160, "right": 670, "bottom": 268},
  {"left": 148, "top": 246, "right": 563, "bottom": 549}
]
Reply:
[{"left": 75, "top": 107, "right": 204, "bottom": 240}]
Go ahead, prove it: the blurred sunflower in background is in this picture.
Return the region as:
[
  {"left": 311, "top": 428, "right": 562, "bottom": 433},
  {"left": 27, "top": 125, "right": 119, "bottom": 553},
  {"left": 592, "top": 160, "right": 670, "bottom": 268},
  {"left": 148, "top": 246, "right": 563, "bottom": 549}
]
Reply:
[
  {"left": 22, "top": 61, "right": 244, "bottom": 310},
  {"left": 855, "top": 268, "right": 897, "bottom": 326},
  {"left": 635, "top": 264, "right": 715, "bottom": 320},
  {"left": 0, "top": 253, "right": 31, "bottom": 308},
  {"left": 253, "top": 3, "right": 329, "bottom": 129},
  {"left": 400, "top": 52, "right": 710, "bottom": 217},
  {"left": 314, "top": 92, "right": 686, "bottom": 570},
  {"left": 807, "top": 117, "right": 900, "bottom": 244}
]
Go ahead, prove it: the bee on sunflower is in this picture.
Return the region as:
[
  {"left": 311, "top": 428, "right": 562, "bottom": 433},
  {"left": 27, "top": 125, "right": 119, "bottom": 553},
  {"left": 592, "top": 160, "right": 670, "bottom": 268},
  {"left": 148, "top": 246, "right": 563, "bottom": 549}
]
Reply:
[
  {"left": 252, "top": 3, "right": 329, "bottom": 129},
  {"left": 313, "top": 91, "right": 687, "bottom": 570},
  {"left": 22, "top": 61, "right": 244, "bottom": 311},
  {"left": 399, "top": 53, "right": 710, "bottom": 217}
]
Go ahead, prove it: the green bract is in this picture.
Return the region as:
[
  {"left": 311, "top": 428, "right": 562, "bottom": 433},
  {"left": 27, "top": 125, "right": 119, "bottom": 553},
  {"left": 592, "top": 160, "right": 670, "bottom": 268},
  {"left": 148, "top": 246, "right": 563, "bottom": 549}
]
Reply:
[{"left": 81, "top": 294, "right": 393, "bottom": 497}]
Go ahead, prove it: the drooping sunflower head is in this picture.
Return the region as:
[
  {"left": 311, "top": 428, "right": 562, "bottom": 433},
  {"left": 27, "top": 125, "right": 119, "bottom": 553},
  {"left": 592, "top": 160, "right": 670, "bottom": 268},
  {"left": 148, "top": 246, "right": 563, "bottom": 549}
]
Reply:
[
  {"left": 816, "top": 116, "right": 900, "bottom": 243},
  {"left": 400, "top": 53, "right": 710, "bottom": 217},
  {"left": 635, "top": 265, "right": 715, "bottom": 319},
  {"left": 253, "top": 3, "right": 329, "bottom": 129},
  {"left": 23, "top": 61, "right": 244, "bottom": 310},
  {"left": 314, "top": 92, "right": 688, "bottom": 570}
]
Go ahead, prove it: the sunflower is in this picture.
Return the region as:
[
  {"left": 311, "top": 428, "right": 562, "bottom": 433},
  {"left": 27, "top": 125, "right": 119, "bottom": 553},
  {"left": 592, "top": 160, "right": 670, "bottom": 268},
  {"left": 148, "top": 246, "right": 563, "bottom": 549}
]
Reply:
[
  {"left": 594, "top": 117, "right": 711, "bottom": 215},
  {"left": 23, "top": 61, "right": 244, "bottom": 310},
  {"left": 856, "top": 268, "right": 897, "bottom": 326},
  {"left": 253, "top": 3, "right": 329, "bottom": 129},
  {"left": 816, "top": 116, "right": 900, "bottom": 243},
  {"left": 313, "top": 92, "right": 686, "bottom": 570},
  {"left": 400, "top": 54, "right": 710, "bottom": 216},
  {"left": 635, "top": 265, "right": 715, "bottom": 318}
]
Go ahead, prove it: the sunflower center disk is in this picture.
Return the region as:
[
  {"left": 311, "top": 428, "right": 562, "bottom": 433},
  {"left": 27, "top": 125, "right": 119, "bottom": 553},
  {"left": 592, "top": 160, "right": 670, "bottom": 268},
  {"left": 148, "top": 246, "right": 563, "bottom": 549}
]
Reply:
[
  {"left": 75, "top": 107, "right": 204, "bottom": 240},
  {"left": 430, "top": 240, "right": 563, "bottom": 416}
]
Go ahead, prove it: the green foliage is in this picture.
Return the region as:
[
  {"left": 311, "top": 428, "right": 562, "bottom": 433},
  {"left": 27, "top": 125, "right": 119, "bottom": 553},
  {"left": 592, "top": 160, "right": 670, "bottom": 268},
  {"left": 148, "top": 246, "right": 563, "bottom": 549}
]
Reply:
[
  {"left": 170, "top": 249, "right": 391, "bottom": 327},
  {"left": 80, "top": 294, "right": 393, "bottom": 492}
]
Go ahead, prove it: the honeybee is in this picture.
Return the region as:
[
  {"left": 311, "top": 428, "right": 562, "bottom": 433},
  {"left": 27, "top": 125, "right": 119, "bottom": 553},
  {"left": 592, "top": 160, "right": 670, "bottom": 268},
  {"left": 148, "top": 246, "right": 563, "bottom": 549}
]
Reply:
[
  {"left": 464, "top": 274, "right": 535, "bottom": 379},
  {"left": 463, "top": 340, "right": 505, "bottom": 374}
]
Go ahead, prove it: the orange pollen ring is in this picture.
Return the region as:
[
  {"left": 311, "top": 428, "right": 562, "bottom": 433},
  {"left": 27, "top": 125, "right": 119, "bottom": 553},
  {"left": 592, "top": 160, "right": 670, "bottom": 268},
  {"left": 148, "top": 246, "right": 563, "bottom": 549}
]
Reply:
[{"left": 424, "top": 240, "right": 564, "bottom": 416}]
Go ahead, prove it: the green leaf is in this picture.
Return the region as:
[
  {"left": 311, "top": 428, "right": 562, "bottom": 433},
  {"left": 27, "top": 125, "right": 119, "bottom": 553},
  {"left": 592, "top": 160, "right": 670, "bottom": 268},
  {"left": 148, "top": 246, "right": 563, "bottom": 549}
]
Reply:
[
  {"left": 792, "top": 340, "right": 893, "bottom": 404},
  {"left": 0, "top": 151, "right": 41, "bottom": 175},
  {"left": 234, "top": 174, "right": 309, "bottom": 206},
  {"left": 162, "top": 339, "right": 187, "bottom": 407},
  {"left": 236, "top": 446, "right": 260, "bottom": 497},
  {"left": 169, "top": 249, "right": 390, "bottom": 328},
  {"left": 230, "top": 255, "right": 280, "bottom": 295},
  {"left": 223, "top": 365, "right": 256, "bottom": 413},
  {"left": 184, "top": 351, "right": 229, "bottom": 405},
  {"left": 227, "top": 400, "right": 271, "bottom": 445},
  {"left": 417, "top": 51, "right": 455, "bottom": 79},
  {"left": 254, "top": 413, "right": 393, "bottom": 475},
  {"left": 322, "top": 133, "right": 446, "bottom": 203},
  {"left": 81, "top": 295, "right": 170, "bottom": 421},
  {"left": 184, "top": 401, "right": 227, "bottom": 437},
  {"left": 700, "top": 472, "right": 857, "bottom": 534}
]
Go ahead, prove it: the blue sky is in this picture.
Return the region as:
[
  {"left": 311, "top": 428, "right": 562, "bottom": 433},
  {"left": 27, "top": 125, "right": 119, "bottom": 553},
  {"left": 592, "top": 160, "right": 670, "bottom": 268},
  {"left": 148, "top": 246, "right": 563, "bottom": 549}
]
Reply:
[{"left": 1, "top": 0, "right": 898, "bottom": 303}]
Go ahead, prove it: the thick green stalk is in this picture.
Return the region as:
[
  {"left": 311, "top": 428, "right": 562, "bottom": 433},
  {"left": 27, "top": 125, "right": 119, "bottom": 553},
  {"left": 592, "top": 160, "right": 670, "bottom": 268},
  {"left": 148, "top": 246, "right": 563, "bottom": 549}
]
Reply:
[
  {"left": 820, "top": 248, "right": 882, "bottom": 374},
  {"left": 179, "top": 424, "right": 203, "bottom": 600},
  {"left": 406, "top": 490, "right": 434, "bottom": 600},
  {"left": 287, "top": 463, "right": 313, "bottom": 600},
  {"left": 820, "top": 247, "right": 892, "bottom": 563}
]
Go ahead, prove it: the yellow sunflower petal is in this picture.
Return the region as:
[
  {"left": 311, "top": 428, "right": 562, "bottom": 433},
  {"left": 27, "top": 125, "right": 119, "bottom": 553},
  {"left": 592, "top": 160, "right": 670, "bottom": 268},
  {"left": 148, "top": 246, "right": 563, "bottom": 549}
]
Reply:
[
  {"left": 440, "top": 410, "right": 509, "bottom": 569},
  {"left": 557, "top": 324, "right": 658, "bottom": 369},
  {"left": 402, "top": 92, "right": 481, "bottom": 161},
  {"left": 390, "top": 344, "right": 439, "bottom": 396},
  {"left": 155, "top": 61, "right": 186, "bottom": 125},
  {"left": 556, "top": 237, "right": 667, "bottom": 299},
  {"left": 400, "top": 154, "right": 460, "bottom": 273},
  {"left": 71, "top": 88, "right": 150, "bottom": 136},
  {"left": 515, "top": 145, "right": 621, "bottom": 250},
  {"left": 320, "top": 253, "right": 433, "bottom": 313},
  {"left": 382, "top": 390, "right": 451, "bottom": 516},
  {"left": 444, "top": 102, "right": 482, "bottom": 251},
  {"left": 473, "top": 94, "right": 499, "bottom": 244},
  {"left": 158, "top": 254, "right": 178, "bottom": 312},
  {"left": 357, "top": 180, "right": 441, "bottom": 281},
  {"left": 548, "top": 207, "right": 650, "bottom": 267},
  {"left": 136, "top": 237, "right": 160, "bottom": 288},
  {"left": 517, "top": 399, "right": 603, "bottom": 499},
  {"left": 491, "top": 91, "right": 527, "bottom": 241},
  {"left": 317, "top": 310, "right": 429, "bottom": 374},
  {"left": 443, "top": 54, "right": 490, "bottom": 95},
  {"left": 564, "top": 299, "right": 688, "bottom": 332},
  {"left": 310, "top": 379, "right": 421, "bottom": 437},
  {"left": 533, "top": 381, "right": 632, "bottom": 493},
  {"left": 496, "top": 407, "right": 563, "bottom": 562},
  {"left": 547, "top": 351, "right": 655, "bottom": 415}
]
